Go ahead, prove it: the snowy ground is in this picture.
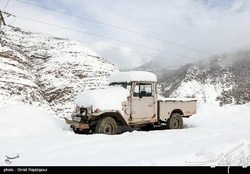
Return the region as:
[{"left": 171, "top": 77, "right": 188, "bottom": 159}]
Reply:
[{"left": 0, "top": 104, "right": 250, "bottom": 167}]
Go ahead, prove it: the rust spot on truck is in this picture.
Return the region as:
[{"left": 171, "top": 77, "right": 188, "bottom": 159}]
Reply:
[{"left": 150, "top": 114, "right": 157, "bottom": 122}]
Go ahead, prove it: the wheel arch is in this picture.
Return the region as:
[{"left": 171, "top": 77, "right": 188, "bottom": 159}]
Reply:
[
  {"left": 166, "top": 112, "right": 183, "bottom": 129},
  {"left": 96, "top": 111, "right": 128, "bottom": 126},
  {"left": 170, "top": 109, "right": 184, "bottom": 116}
]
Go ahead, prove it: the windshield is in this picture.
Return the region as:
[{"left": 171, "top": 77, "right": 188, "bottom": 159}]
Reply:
[{"left": 109, "top": 82, "right": 132, "bottom": 91}]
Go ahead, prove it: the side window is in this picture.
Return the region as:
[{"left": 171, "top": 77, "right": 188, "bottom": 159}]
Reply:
[
  {"left": 141, "top": 84, "right": 152, "bottom": 96},
  {"left": 133, "top": 83, "right": 152, "bottom": 97},
  {"left": 133, "top": 84, "right": 140, "bottom": 97}
]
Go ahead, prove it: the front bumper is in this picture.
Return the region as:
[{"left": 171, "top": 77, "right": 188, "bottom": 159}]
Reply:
[{"left": 64, "top": 118, "right": 90, "bottom": 130}]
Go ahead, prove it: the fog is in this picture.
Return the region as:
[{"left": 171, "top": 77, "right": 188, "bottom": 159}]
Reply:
[{"left": 1, "top": 0, "right": 250, "bottom": 69}]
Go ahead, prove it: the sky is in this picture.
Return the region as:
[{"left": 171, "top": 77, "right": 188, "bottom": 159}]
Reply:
[{"left": 1, "top": 0, "right": 250, "bottom": 69}]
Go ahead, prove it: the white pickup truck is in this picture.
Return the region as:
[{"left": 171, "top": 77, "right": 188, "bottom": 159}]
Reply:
[{"left": 65, "top": 71, "right": 197, "bottom": 134}]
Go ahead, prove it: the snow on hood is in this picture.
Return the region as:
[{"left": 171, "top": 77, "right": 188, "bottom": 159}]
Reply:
[
  {"left": 75, "top": 86, "right": 130, "bottom": 112},
  {"left": 109, "top": 71, "right": 157, "bottom": 83}
]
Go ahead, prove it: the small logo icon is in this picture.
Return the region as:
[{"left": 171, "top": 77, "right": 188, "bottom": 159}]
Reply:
[{"left": 5, "top": 154, "right": 20, "bottom": 164}]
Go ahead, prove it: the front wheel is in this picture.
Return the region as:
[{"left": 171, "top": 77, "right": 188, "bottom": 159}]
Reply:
[
  {"left": 95, "top": 117, "right": 118, "bottom": 135},
  {"left": 166, "top": 113, "right": 183, "bottom": 129}
]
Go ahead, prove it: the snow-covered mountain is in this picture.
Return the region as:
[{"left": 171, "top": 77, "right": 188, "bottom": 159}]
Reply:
[
  {"left": 0, "top": 26, "right": 119, "bottom": 117},
  {"left": 133, "top": 58, "right": 181, "bottom": 78},
  {"left": 158, "top": 50, "right": 250, "bottom": 106},
  {"left": 134, "top": 58, "right": 178, "bottom": 71}
]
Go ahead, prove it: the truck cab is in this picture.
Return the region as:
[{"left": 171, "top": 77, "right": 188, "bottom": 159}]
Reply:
[
  {"left": 109, "top": 71, "right": 158, "bottom": 126},
  {"left": 64, "top": 71, "right": 197, "bottom": 134}
]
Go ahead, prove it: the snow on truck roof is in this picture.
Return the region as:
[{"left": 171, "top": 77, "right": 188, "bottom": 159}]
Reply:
[{"left": 109, "top": 71, "right": 157, "bottom": 83}]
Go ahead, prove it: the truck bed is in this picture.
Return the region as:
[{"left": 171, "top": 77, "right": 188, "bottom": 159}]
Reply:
[{"left": 158, "top": 98, "right": 197, "bottom": 121}]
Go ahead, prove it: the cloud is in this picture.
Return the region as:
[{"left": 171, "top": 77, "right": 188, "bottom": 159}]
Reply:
[{"left": 1, "top": 0, "right": 250, "bottom": 69}]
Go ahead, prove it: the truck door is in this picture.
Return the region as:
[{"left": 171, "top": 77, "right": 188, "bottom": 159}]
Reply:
[{"left": 130, "top": 82, "right": 156, "bottom": 123}]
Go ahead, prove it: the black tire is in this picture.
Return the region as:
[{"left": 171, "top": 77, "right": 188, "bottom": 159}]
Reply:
[
  {"left": 95, "top": 117, "right": 118, "bottom": 135},
  {"left": 166, "top": 113, "right": 183, "bottom": 129}
]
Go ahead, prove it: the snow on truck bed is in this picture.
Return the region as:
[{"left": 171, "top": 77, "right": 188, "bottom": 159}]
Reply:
[{"left": 157, "top": 95, "right": 197, "bottom": 102}]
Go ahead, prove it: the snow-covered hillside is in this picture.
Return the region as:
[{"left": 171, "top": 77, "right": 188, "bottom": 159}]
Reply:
[
  {"left": 168, "top": 64, "right": 233, "bottom": 106},
  {"left": 0, "top": 103, "right": 249, "bottom": 167},
  {"left": 158, "top": 51, "right": 250, "bottom": 106},
  {"left": 0, "top": 26, "right": 119, "bottom": 117}
]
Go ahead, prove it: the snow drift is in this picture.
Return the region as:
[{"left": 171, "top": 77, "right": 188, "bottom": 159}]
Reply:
[{"left": 0, "top": 105, "right": 65, "bottom": 137}]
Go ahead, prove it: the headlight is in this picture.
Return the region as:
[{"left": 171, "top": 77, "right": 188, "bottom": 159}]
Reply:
[
  {"left": 73, "top": 106, "right": 92, "bottom": 116},
  {"left": 75, "top": 106, "right": 80, "bottom": 114},
  {"left": 87, "top": 106, "right": 93, "bottom": 115},
  {"left": 80, "top": 108, "right": 86, "bottom": 115}
]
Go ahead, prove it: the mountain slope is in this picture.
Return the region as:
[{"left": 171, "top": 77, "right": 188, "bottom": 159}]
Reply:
[
  {"left": 133, "top": 58, "right": 181, "bottom": 78},
  {"left": 0, "top": 26, "right": 119, "bottom": 117},
  {"left": 159, "top": 50, "right": 250, "bottom": 106}
]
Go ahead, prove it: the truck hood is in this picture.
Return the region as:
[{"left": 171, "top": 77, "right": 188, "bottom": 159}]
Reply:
[{"left": 74, "top": 86, "right": 130, "bottom": 112}]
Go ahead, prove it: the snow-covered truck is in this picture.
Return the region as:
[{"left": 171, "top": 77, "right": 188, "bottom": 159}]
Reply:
[{"left": 64, "top": 71, "right": 197, "bottom": 134}]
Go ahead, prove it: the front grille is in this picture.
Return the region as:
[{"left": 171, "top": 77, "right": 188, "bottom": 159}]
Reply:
[
  {"left": 80, "top": 108, "right": 87, "bottom": 115},
  {"left": 72, "top": 116, "right": 81, "bottom": 122}
]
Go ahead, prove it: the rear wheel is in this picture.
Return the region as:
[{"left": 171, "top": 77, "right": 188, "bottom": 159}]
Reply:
[
  {"left": 166, "top": 113, "right": 183, "bottom": 129},
  {"left": 95, "top": 117, "right": 118, "bottom": 135}
]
